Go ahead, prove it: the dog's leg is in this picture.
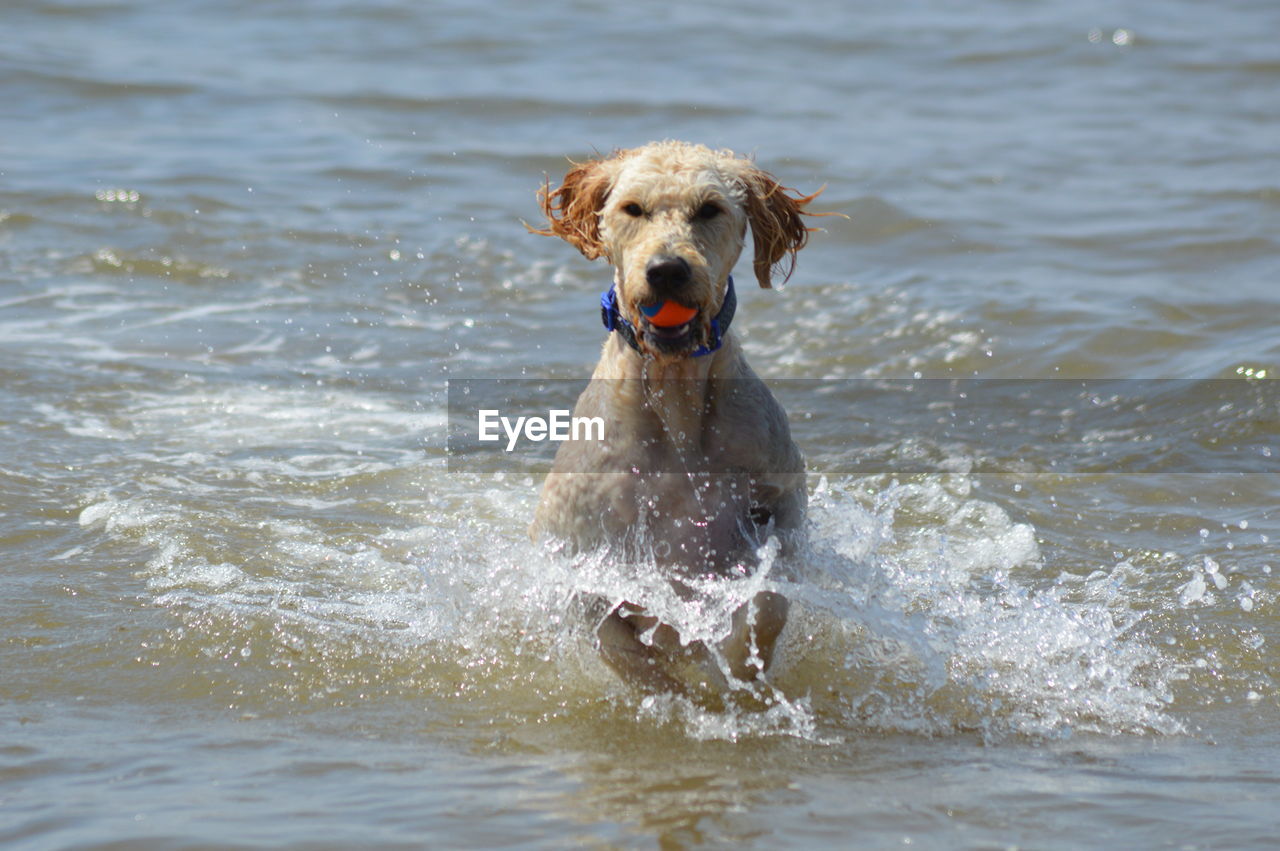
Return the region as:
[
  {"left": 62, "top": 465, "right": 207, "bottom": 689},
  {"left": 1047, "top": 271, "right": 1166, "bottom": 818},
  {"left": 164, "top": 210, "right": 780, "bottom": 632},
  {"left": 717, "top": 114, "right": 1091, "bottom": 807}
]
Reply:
[
  {"left": 595, "top": 607, "right": 686, "bottom": 694},
  {"left": 719, "top": 590, "right": 789, "bottom": 682}
]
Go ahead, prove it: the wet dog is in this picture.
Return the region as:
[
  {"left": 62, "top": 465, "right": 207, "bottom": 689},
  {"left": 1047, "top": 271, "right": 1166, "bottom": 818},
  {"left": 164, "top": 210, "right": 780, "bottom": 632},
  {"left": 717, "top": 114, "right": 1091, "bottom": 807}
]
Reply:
[{"left": 530, "top": 141, "right": 820, "bottom": 692}]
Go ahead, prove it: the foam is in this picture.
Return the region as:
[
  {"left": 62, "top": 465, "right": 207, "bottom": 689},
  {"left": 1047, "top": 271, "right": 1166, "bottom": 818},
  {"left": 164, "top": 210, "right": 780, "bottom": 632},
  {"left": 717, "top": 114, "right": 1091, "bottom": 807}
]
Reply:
[{"left": 84, "top": 458, "right": 1182, "bottom": 742}]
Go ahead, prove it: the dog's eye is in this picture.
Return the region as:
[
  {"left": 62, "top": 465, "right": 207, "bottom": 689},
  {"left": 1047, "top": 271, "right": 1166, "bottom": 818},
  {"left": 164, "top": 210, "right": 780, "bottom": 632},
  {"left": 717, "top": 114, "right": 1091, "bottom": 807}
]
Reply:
[
  {"left": 694, "top": 202, "right": 722, "bottom": 221},
  {"left": 622, "top": 202, "right": 645, "bottom": 218}
]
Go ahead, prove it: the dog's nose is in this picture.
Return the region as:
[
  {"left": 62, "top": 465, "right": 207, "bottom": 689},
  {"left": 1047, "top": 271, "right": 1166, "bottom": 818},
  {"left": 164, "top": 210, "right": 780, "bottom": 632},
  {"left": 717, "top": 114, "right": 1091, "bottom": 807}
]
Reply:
[{"left": 645, "top": 256, "right": 692, "bottom": 292}]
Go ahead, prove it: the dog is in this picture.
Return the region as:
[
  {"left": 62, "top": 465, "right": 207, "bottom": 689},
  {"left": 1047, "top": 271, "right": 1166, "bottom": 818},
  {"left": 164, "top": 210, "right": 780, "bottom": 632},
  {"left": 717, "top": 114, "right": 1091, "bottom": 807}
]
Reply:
[{"left": 529, "top": 141, "right": 820, "bottom": 693}]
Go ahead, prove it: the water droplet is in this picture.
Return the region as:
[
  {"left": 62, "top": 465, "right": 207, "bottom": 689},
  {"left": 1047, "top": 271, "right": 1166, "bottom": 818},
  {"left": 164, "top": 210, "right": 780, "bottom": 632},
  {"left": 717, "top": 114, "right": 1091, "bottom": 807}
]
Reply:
[{"left": 1179, "top": 574, "right": 1207, "bottom": 607}]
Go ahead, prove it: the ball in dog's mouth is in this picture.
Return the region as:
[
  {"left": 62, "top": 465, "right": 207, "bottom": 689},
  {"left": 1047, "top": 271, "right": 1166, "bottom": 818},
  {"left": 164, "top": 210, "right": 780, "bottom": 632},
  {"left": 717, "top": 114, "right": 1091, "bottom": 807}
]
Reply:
[
  {"left": 640, "top": 299, "right": 698, "bottom": 328},
  {"left": 638, "top": 299, "right": 700, "bottom": 354}
]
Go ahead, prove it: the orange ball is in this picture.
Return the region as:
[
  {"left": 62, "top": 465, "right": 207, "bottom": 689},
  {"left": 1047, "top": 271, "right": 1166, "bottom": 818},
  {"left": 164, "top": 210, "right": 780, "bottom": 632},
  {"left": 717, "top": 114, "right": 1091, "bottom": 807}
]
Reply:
[{"left": 640, "top": 299, "right": 698, "bottom": 327}]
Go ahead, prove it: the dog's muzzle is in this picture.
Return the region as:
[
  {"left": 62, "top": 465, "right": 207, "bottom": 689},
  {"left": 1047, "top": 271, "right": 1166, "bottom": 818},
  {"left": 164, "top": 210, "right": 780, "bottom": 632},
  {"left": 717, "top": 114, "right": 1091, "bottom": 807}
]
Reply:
[
  {"left": 644, "top": 256, "right": 693, "bottom": 298},
  {"left": 599, "top": 276, "right": 737, "bottom": 359}
]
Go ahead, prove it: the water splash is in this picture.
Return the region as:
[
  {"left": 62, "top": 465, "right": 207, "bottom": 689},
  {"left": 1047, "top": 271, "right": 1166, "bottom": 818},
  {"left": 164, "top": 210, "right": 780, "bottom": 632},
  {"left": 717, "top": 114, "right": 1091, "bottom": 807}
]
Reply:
[
  {"left": 794, "top": 475, "right": 1182, "bottom": 739},
  {"left": 80, "top": 459, "right": 1184, "bottom": 742}
]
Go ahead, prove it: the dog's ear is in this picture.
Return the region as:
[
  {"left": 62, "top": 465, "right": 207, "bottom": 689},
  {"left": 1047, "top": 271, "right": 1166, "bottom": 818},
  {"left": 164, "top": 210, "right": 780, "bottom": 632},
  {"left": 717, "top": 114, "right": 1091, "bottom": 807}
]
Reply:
[
  {"left": 531, "top": 156, "right": 617, "bottom": 261},
  {"left": 739, "top": 166, "right": 823, "bottom": 289}
]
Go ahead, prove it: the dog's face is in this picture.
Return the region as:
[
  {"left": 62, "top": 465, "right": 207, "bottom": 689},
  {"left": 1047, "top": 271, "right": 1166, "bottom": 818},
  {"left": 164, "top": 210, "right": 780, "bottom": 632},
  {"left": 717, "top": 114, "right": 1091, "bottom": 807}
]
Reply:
[
  {"left": 602, "top": 149, "right": 747, "bottom": 355},
  {"left": 535, "top": 141, "right": 818, "bottom": 358}
]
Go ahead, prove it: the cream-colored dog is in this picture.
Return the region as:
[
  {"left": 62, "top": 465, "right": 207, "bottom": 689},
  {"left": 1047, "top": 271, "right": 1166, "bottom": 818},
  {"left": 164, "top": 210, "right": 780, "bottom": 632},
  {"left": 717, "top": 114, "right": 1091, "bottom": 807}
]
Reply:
[{"left": 530, "top": 141, "right": 820, "bottom": 693}]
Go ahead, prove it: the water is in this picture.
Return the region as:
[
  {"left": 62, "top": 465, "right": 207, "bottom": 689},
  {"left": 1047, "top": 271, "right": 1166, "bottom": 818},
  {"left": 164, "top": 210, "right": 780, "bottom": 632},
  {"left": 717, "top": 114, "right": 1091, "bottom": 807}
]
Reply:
[{"left": 3, "top": 0, "right": 1279, "bottom": 846}]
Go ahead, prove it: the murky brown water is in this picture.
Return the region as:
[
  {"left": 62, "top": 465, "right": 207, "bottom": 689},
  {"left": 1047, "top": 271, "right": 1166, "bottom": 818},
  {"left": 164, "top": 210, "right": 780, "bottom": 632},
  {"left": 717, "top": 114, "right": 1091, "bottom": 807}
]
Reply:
[{"left": 3, "top": 0, "right": 1279, "bottom": 846}]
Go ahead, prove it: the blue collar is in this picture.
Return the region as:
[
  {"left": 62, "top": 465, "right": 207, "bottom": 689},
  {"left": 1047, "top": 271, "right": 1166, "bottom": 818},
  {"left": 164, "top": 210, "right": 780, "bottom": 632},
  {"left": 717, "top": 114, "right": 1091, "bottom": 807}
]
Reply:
[{"left": 599, "top": 276, "right": 736, "bottom": 358}]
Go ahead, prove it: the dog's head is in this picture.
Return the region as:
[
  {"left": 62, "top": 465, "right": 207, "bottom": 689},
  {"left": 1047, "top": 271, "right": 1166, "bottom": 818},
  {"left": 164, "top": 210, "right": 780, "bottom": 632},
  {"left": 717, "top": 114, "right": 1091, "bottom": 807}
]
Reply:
[{"left": 534, "top": 141, "right": 820, "bottom": 358}]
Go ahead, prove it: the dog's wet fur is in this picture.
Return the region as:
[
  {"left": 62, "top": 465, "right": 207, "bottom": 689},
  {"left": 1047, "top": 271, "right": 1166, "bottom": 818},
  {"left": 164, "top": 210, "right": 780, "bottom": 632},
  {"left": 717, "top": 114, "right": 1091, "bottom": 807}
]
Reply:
[{"left": 530, "top": 141, "right": 821, "bottom": 693}]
